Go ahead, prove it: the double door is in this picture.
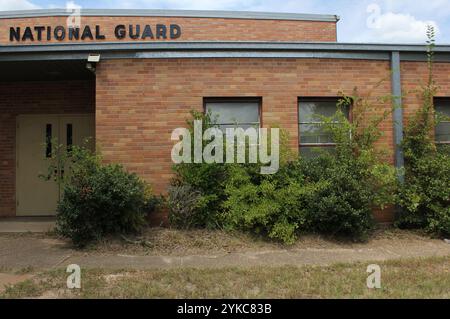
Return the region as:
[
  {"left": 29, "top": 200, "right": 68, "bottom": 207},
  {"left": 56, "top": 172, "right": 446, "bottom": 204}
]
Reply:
[{"left": 16, "top": 114, "right": 95, "bottom": 216}]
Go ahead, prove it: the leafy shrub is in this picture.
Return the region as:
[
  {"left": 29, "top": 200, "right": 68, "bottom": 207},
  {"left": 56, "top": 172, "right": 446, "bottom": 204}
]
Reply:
[
  {"left": 222, "top": 88, "right": 396, "bottom": 243},
  {"left": 397, "top": 154, "right": 450, "bottom": 235},
  {"left": 299, "top": 155, "right": 376, "bottom": 240},
  {"left": 396, "top": 27, "right": 450, "bottom": 236},
  {"left": 223, "top": 155, "right": 392, "bottom": 243},
  {"left": 169, "top": 111, "right": 228, "bottom": 228},
  {"left": 222, "top": 164, "right": 310, "bottom": 244},
  {"left": 54, "top": 146, "right": 157, "bottom": 247},
  {"left": 167, "top": 184, "right": 209, "bottom": 229},
  {"left": 171, "top": 162, "right": 228, "bottom": 228},
  {"left": 171, "top": 88, "right": 396, "bottom": 244}
]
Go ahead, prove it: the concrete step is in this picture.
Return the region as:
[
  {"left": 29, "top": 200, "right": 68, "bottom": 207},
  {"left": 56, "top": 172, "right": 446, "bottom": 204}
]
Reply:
[{"left": 0, "top": 217, "right": 55, "bottom": 233}]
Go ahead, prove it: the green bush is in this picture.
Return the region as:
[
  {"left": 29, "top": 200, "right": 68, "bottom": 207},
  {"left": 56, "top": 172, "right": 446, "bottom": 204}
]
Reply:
[
  {"left": 397, "top": 153, "right": 450, "bottom": 235},
  {"left": 54, "top": 146, "right": 157, "bottom": 247},
  {"left": 299, "top": 155, "right": 376, "bottom": 240},
  {"left": 396, "top": 27, "right": 450, "bottom": 237},
  {"left": 167, "top": 184, "right": 210, "bottom": 229},
  {"left": 222, "top": 154, "right": 391, "bottom": 243},
  {"left": 222, "top": 163, "right": 310, "bottom": 244},
  {"left": 306, "top": 91, "right": 396, "bottom": 239},
  {"left": 169, "top": 111, "right": 229, "bottom": 228},
  {"left": 222, "top": 89, "right": 396, "bottom": 243},
  {"left": 171, "top": 90, "right": 396, "bottom": 244},
  {"left": 171, "top": 162, "right": 228, "bottom": 228}
]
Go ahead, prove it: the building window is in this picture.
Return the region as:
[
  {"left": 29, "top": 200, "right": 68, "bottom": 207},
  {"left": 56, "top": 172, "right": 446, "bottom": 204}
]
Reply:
[
  {"left": 298, "top": 98, "right": 350, "bottom": 157},
  {"left": 204, "top": 98, "right": 261, "bottom": 131},
  {"left": 435, "top": 99, "right": 450, "bottom": 144}
]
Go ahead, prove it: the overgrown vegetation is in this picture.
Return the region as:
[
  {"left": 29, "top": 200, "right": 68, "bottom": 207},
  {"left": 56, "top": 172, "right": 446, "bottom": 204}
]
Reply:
[
  {"left": 396, "top": 26, "right": 450, "bottom": 237},
  {"left": 169, "top": 111, "right": 229, "bottom": 228},
  {"left": 45, "top": 145, "right": 159, "bottom": 247},
  {"left": 49, "top": 28, "right": 448, "bottom": 246},
  {"left": 169, "top": 92, "right": 397, "bottom": 244},
  {"left": 223, "top": 90, "right": 396, "bottom": 243}
]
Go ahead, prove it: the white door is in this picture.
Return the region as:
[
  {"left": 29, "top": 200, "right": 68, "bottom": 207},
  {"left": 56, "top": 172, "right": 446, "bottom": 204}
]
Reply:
[{"left": 16, "top": 114, "right": 95, "bottom": 216}]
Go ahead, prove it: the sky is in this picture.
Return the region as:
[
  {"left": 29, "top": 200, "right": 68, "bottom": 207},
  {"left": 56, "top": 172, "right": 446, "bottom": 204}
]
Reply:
[{"left": 1, "top": 0, "right": 449, "bottom": 44}]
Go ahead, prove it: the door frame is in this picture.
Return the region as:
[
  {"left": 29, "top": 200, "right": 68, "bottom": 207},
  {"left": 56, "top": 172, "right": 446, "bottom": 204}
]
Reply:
[{"left": 15, "top": 113, "right": 95, "bottom": 216}]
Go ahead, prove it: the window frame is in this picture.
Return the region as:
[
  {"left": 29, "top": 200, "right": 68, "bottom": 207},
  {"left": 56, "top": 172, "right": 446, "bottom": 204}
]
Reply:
[
  {"left": 434, "top": 97, "right": 450, "bottom": 145},
  {"left": 203, "top": 97, "right": 262, "bottom": 129},
  {"left": 297, "top": 97, "right": 352, "bottom": 151}
]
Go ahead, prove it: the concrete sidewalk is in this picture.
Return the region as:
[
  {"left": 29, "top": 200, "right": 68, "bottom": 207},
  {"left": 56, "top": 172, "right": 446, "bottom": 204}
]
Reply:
[
  {"left": 63, "top": 244, "right": 450, "bottom": 269},
  {"left": 2, "top": 232, "right": 450, "bottom": 293},
  {"left": 1, "top": 233, "right": 450, "bottom": 270},
  {"left": 0, "top": 217, "right": 55, "bottom": 233},
  {"left": 3, "top": 230, "right": 450, "bottom": 295}
]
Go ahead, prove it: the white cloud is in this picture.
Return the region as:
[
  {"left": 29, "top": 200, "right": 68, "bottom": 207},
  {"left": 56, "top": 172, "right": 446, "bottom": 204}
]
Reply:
[
  {"left": 0, "top": 0, "right": 40, "bottom": 11},
  {"left": 368, "top": 12, "right": 439, "bottom": 43},
  {"left": 384, "top": 0, "right": 450, "bottom": 18}
]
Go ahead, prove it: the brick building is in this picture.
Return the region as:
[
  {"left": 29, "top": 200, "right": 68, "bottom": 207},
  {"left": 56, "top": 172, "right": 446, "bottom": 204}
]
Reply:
[{"left": 0, "top": 9, "right": 449, "bottom": 222}]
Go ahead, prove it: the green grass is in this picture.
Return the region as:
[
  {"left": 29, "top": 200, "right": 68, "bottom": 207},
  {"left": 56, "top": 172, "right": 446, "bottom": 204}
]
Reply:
[{"left": 1, "top": 256, "right": 449, "bottom": 299}]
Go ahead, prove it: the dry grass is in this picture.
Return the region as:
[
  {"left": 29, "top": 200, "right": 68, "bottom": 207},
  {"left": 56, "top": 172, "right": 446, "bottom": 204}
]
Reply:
[
  {"left": 82, "top": 227, "right": 434, "bottom": 256},
  {"left": 0, "top": 226, "right": 435, "bottom": 256},
  {"left": 89, "top": 228, "right": 280, "bottom": 255},
  {"left": 2, "top": 256, "right": 449, "bottom": 299}
]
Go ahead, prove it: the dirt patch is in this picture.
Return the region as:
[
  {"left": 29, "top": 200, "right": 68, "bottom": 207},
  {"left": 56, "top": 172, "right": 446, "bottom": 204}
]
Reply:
[
  {"left": 103, "top": 272, "right": 133, "bottom": 284},
  {"left": 0, "top": 273, "right": 33, "bottom": 293},
  {"left": 37, "top": 289, "right": 70, "bottom": 299}
]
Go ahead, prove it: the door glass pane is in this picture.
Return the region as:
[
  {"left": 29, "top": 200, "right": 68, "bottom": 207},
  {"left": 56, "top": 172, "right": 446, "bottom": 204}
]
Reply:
[
  {"left": 45, "top": 124, "right": 52, "bottom": 158},
  {"left": 66, "top": 123, "right": 73, "bottom": 152}
]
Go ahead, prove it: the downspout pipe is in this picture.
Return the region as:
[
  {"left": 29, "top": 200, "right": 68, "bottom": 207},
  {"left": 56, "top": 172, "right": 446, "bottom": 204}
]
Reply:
[{"left": 391, "top": 51, "right": 405, "bottom": 183}]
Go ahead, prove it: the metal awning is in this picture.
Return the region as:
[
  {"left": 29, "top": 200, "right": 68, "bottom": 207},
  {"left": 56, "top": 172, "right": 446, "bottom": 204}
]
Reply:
[{"left": 1, "top": 42, "right": 450, "bottom": 62}]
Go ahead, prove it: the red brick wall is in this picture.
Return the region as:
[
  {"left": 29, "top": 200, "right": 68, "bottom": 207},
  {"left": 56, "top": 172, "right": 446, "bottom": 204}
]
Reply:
[
  {"left": 2, "top": 59, "right": 448, "bottom": 221},
  {"left": 401, "top": 61, "right": 450, "bottom": 123},
  {"left": 96, "top": 58, "right": 393, "bottom": 198},
  {"left": 0, "top": 80, "right": 95, "bottom": 217},
  {"left": 1, "top": 16, "right": 337, "bottom": 45}
]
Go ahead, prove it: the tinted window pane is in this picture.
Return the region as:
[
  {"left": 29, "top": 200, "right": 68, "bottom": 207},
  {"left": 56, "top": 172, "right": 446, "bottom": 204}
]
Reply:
[
  {"left": 206, "top": 102, "right": 259, "bottom": 125},
  {"left": 299, "top": 100, "right": 349, "bottom": 123},
  {"left": 298, "top": 99, "right": 349, "bottom": 155},
  {"left": 435, "top": 103, "right": 450, "bottom": 117},
  {"left": 299, "top": 124, "right": 334, "bottom": 144},
  {"left": 435, "top": 101, "right": 450, "bottom": 142},
  {"left": 435, "top": 122, "right": 450, "bottom": 142}
]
